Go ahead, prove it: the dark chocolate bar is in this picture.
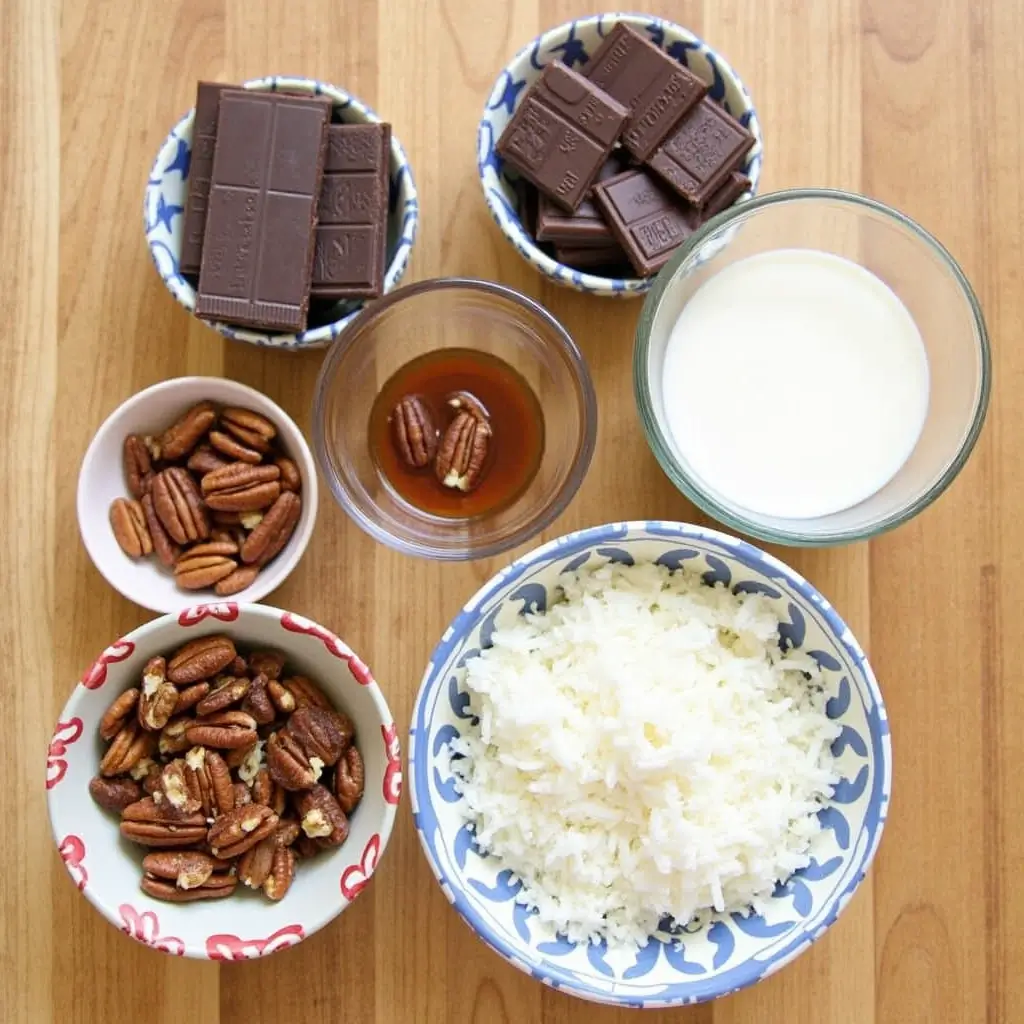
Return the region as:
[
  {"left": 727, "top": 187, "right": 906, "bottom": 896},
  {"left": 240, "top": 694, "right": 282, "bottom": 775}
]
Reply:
[
  {"left": 195, "top": 90, "right": 330, "bottom": 332},
  {"left": 591, "top": 168, "right": 698, "bottom": 276},
  {"left": 496, "top": 62, "right": 628, "bottom": 212},
  {"left": 180, "top": 82, "right": 226, "bottom": 276},
  {"left": 646, "top": 98, "right": 754, "bottom": 209},
  {"left": 582, "top": 24, "right": 706, "bottom": 162},
  {"left": 534, "top": 154, "right": 626, "bottom": 246},
  {"left": 311, "top": 123, "right": 390, "bottom": 299}
]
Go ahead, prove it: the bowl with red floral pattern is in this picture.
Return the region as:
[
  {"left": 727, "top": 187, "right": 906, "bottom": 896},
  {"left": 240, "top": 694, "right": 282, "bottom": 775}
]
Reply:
[{"left": 46, "top": 602, "right": 401, "bottom": 959}]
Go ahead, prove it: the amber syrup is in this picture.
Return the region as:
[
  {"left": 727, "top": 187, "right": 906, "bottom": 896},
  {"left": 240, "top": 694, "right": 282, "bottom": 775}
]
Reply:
[{"left": 368, "top": 348, "right": 545, "bottom": 519}]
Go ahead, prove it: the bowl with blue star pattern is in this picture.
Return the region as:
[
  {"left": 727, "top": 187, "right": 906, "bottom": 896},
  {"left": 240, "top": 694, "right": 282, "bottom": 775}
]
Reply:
[
  {"left": 478, "top": 14, "right": 763, "bottom": 298},
  {"left": 409, "top": 521, "right": 890, "bottom": 1007},
  {"left": 144, "top": 75, "right": 418, "bottom": 350}
]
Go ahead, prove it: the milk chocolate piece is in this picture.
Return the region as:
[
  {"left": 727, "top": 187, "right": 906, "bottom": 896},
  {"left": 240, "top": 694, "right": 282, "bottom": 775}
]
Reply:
[
  {"left": 552, "top": 242, "right": 630, "bottom": 271},
  {"left": 180, "top": 82, "right": 224, "bottom": 276},
  {"left": 534, "top": 154, "right": 626, "bottom": 246},
  {"left": 646, "top": 98, "right": 754, "bottom": 209},
  {"left": 592, "top": 168, "right": 698, "bottom": 276},
  {"left": 195, "top": 91, "right": 330, "bottom": 332},
  {"left": 582, "top": 24, "right": 706, "bottom": 162},
  {"left": 496, "top": 62, "right": 628, "bottom": 212},
  {"left": 702, "top": 171, "right": 750, "bottom": 219},
  {"left": 311, "top": 123, "right": 390, "bottom": 299}
]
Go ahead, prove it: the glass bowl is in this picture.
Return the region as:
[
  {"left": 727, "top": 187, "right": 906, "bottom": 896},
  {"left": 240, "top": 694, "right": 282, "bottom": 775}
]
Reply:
[
  {"left": 313, "top": 278, "right": 597, "bottom": 559},
  {"left": 634, "top": 188, "right": 991, "bottom": 546}
]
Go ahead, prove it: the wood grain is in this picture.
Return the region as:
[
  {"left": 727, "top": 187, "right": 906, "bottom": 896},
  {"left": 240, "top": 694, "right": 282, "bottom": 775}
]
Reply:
[{"left": 0, "top": 0, "right": 1012, "bottom": 1019}]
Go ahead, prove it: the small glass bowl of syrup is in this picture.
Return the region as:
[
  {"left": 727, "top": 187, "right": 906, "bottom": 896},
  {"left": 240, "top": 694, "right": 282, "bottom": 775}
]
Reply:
[{"left": 313, "top": 278, "right": 597, "bottom": 560}]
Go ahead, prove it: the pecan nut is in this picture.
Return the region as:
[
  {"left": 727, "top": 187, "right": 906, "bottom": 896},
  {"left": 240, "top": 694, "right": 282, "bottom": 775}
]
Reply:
[
  {"left": 233, "top": 781, "right": 252, "bottom": 806},
  {"left": 214, "top": 565, "right": 259, "bottom": 597},
  {"left": 274, "top": 456, "right": 302, "bottom": 493},
  {"left": 240, "top": 491, "right": 301, "bottom": 566},
  {"left": 151, "top": 467, "right": 210, "bottom": 544},
  {"left": 207, "top": 803, "right": 279, "bottom": 859},
  {"left": 446, "top": 390, "right": 490, "bottom": 422},
  {"left": 138, "top": 657, "right": 178, "bottom": 731},
  {"left": 268, "top": 680, "right": 296, "bottom": 714},
  {"left": 264, "top": 846, "right": 296, "bottom": 901},
  {"left": 167, "top": 635, "right": 237, "bottom": 684},
  {"left": 159, "top": 758, "right": 202, "bottom": 814},
  {"left": 208, "top": 429, "right": 263, "bottom": 464},
  {"left": 274, "top": 819, "right": 301, "bottom": 847},
  {"left": 187, "top": 444, "right": 229, "bottom": 476},
  {"left": 435, "top": 411, "right": 491, "bottom": 492},
  {"left": 89, "top": 775, "right": 142, "bottom": 813},
  {"left": 187, "top": 710, "right": 258, "bottom": 750},
  {"left": 100, "top": 721, "right": 156, "bottom": 777},
  {"left": 182, "top": 746, "right": 235, "bottom": 818},
  {"left": 282, "top": 675, "right": 331, "bottom": 710},
  {"left": 159, "top": 715, "right": 195, "bottom": 756},
  {"left": 392, "top": 395, "right": 439, "bottom": 468},
  {"left": 220, "top": 407, "right": 276, "bottom": 452},
  {"left": 100, "top": 688, "right": 139, "bottom": 741},
  {"left": 251, "top": 767, "right": 287, "bottom": 815},
  {"left": 289, "top": 706, "right": 348, "bottom": 767},
  {"left": 141, "top": 492, "right": 180, "bottom": 567},
  {"left": 142, "top": 850, "right": 218, "bottom": 890},
  {"left": 296, "top": 785, "right": 349, "bottom": 847},
  {"left": 120, "top": 797, "right": 208, "bottom": 847},
  {"left": 141, "top": 871, "right": 236, "bottom": 902},
  {"left": 334, "top": 745, "right": 365, "bottom": 814},
  {"left": 266, "top": 729, "right": 322, "bottom": 790},
  {"left": 173, "top": 681, "right": 210, "bottom": 714},
  {"left": 195, "top": 675, "right": 250, "bottom": 716},
  {"left": 123, "top": 434, "right": 154, "bottom": 498},
  {"left": 241, "top": 674, "right": 275, "bottom": 725},
  {"left": 229, "top": 739, "right": 265, "bottom": 783},
  {"left": 158, "top": 401, "right": 216, "bottom": 461},
  {"left": 250, "top": 651, "right": 286, "bottom": 681},
  {"left": 238, "top": 835, "right": 276, "bottom": 889},
  {"left": 132, "top": 758, "right": 163, "bottom": 794},
  {"left": 109, "top": 498, "right": 153, "bottom": 558},
  {"left": 201, "top": 462, "right": 281, "bottom": 512}
]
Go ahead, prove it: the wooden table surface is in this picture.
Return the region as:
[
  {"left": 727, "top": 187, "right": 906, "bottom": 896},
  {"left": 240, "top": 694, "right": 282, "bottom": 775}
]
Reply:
[{"left": 5, "top": 0, "right": 1019, "bottom": 1020}]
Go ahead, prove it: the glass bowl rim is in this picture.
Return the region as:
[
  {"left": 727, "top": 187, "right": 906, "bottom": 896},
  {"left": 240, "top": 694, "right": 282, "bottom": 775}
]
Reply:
[
  {"left": 633, "top": 187, "right": 992, "bottom": 546},
  {"left": 312, "top": 276, "right": 599, "bottom": 560}
]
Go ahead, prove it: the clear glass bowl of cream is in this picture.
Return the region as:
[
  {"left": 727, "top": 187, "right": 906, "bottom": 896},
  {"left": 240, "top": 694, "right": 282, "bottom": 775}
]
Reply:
[{"left": 634, "top": 188, "right": 991, "bottom": 546}]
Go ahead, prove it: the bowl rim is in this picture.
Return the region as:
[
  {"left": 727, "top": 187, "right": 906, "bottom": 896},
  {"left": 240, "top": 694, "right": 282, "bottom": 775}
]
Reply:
[
  {"left": 76, "top": 375, "right": 319, "bottom": 613},
  {"left": 633, "top": 187, "right": 993, "bottom": 546},
  {"left": 143, "top": 74, "right": 419, "bottom": 350},
  {"left": 476, "top": 12, "right": 763, "bottom": 297},
  {"left": 408, "top": 519, "right": 892, "bottom": 1006},
  {"left": 46, "top": 601, "right": 401, "bottom": 960},
  {"left": 311, "top": 276, "right": 599, "bottom": 560}
]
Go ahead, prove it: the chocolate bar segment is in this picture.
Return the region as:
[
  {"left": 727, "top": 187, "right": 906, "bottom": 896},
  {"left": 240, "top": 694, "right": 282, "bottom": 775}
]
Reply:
[
  {"left": 534, "top": 154, "right": 626, "bottom": 246},
  {"left": 646, "top": 97, "right": 754, "bottom": 209},
  {"left": 311, "top": 123, "right": 390, "bottom": 299},
  {"left": 195, "top": 91, "right": 330, "bottom": 332},
  {"left": 180, "top": 82, "right": 226, "bottom": 276},
  {"left": 552, "top": 242, "right": 630, "bottom": 270},
  {"left": 592, "top": 168, "right": 698, "bottom": 276},
  {"left": 582, "top": 24, "right": 706, "bottom": 162},
  {"left": 702, "top": 171, "right": 750, "bottom": 220},
  {"left": 496, "top": 62, "right": 628, "bottom": 212}
]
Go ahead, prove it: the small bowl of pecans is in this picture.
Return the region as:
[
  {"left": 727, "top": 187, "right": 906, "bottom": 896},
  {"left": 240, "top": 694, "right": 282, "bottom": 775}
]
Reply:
[
  {"left": 77, "top": 376, "right": 318, "bottom": 614},
  {"left": 46, "top": 603, "right": 401, "bottom": 959}
]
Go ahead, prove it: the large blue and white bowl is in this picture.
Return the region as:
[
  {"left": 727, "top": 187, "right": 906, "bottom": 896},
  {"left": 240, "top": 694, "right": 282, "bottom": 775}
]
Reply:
[
  {"left": 410, "top": 522, "right": 890, "bottom": 1007},
  {"left": 477, "top": 15, "right": 763, "bottom": 298},
  {"left": 144, "top": 75, "right": 418, "bottom": 350}
]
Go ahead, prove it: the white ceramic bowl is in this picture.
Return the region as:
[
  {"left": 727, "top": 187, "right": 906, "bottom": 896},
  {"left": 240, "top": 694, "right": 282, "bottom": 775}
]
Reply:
[
  {"left": 47, "top": 602, "right": 402, "bottom": 959},
  {"left": 77, "top": 377, "right": 318, "bottom": 614},
  {"left": 477, "top": 13, "right": 763, "bottom": 297},
  {"left": 144, "top": 75, "right": 419, "bottom": 350}
]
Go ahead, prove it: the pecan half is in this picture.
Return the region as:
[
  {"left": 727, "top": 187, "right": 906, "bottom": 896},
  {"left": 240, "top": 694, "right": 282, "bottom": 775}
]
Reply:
[
  {"left": 159, "top": 401, "right": 216, "bottom": 461},
  {"left": 251, "top": 767, "right": 287, "bottom": 815},
  {"left": 89, "top": 775, "right": 142, "bottom": 813},
  {"left": 208, "top": 429, "right": 263, "bottom": 464},
  {"left": 289, "top": 706, "right": 348, "bottom": 767},
  {"left": 141, "top": 492, "right": 180, "bottom": 567},
  {"left": 334, "top": 745, "right": 365, "bottom": 814},
  {"left": 151, "top": 467, "right": 209, "bottom": 544},
  {"left": 264, "top": 846, "right": 296, "bottom": 901},
  {"left": 267, "top": 680, "right": 296, "bottom": 714},
  {"left": 233, "top": 781, "right": 252, "bottom": 806},
  {"left": 250, "top": 651, "right": 285, "bottom": 681},
  {"left": 195, "top": 675, "right": 250, "bottom": 716},
  {"left": 435, "top": 411, "right": 491, "bottom": 492},
  {"left": 133, "top": 758, "right": 163, "bottom": 794},
  {"left": 214, "top": 565, "right": 259, "bottom": 597},
  {"left": 159, "top": 758, "right": 202, "bottom": 814},
  {"left": 167, "top": 635, "right": 237, "bottom": 684},
  {"left": 295, "top": 834, "right": 322, "bottom": 859},
  {"left": 274, "top": 456, "right": 302, "bottom": 492},
  {"left": 230, "top": 738, "right": 265, "bottom": 783},
  {"left": 240, "top": 491, "right": 301, "bottom": 566},
  {"left": 241, "top": 674, "right": 275, "bottom": 725},
  {"left": 296, "top": 785, "right": 349, "bottom": 847},
  {"left": 141, "top": 871, "right": 236, "bottom": 902},
  {"left": 120, "top": 797, "right": 208, "bottom": 847},
  {"left": 123, "top": 434, "right": 154, "bottom": 498},
  {"left": 174, "top": 681, "right": 210, "bottom": 714},
  {"left": 142, "top": 850, "right": 219, "bottom": 890},
  {"left": 100, "top": 721, "right": 156, "bottom": 777},
  {"left": 221, "top": 407, "right": 276, "bottom": 452},
  {"left": 187, "top": 444, "right": 229, "bottom": 476},
  {"left": 187, "top": 710, "right": 258, "bottom": 750},
  {"left": 202, "top": 462, "right": 281, "bottom": 512},
  {"left": 159, "top": 715, "right": 195, "bottom": 756},
  {"left": 182, "top": 746, "right": 235, "bottom": 818},
  {"left": 207, "top": 803, "right": 279, "bottom": 859},
  {"left": 174, "top": 549, "right": 238, "bottom": 590},
  {"left": 446, "top": 390, "right": 490, "bottom": 422},
  {"left": 282, "top": 675, "right": 331, "bottom": 710},
  {"left": 392, "top": 395, "right": 438, "bottom": 468},
  {"left": 138, "top": 656, "right": 178, "bottom": 731},
  {"left": 274, "top": 818, "right": 301, "bottom": 847},
  {"left": 229, "top": 654, "right": 248, "bottom": 675},
  {"left": 109, "top": 498, "right": 153, "bottom": 558},
  {"left": 100, "top": 687, "right": 139, "bottom": 741},
  {"left": 238, "top": 835, "right": 276, "bottom": 889},
  {"left": 266, "top": 729, "right": 321, "bottom": 790}
]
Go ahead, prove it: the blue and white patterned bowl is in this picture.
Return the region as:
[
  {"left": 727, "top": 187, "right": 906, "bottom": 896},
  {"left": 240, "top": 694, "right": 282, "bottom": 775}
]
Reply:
[
  {"left": 144, "top": 75, "right": 419, "bottom": 349},
  {"left": 477, "top": 15, "right": 763, "bottom": 298},
  {"left": 410, "top": 521, "right": 890, "bottom": 1007}
]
